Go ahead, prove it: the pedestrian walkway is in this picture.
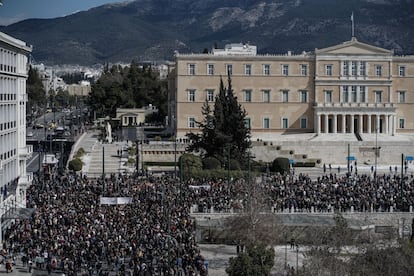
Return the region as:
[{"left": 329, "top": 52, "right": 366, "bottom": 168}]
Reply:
[{"left": 70, "top": 129, "right": 131, "bottom": 178}]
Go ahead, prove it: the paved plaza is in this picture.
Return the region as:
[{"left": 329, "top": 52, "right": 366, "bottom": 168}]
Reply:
[{"left": 71, "top": 129, "right": 414, "bottom": 179}]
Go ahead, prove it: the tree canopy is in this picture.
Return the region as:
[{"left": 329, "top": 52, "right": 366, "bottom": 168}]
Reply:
[
  {"left": 226, "top": 243, "right": 275, "bottom": 276},
  {"left": 186, "top": 76, "right": 251, "bottom": 164},
  {"left": 27, "top": 66, "right": 46, "bottom": 109},
  {"left": 88, "top": 62, "right": 167, "bottom": 122}
]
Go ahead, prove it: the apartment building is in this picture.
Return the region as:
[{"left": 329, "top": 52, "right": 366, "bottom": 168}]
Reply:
[
  {"left": 169, "top": 38, "right": 414, "bottom": 140},
  {"left": 0, "top": 32, "right": 32, "bottom": 216}
]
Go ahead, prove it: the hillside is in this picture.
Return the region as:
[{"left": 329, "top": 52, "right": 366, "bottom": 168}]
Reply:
[{"left": 1, "top": 0, "right": 413, "bottom": 65}]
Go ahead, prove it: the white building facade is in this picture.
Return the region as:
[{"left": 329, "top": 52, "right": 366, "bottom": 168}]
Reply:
[{"left": 0, "top": 32, "right": 32, "bottom": 215}]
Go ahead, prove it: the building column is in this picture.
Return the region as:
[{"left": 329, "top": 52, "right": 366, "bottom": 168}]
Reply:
[
  {"left": 324, "top": 114, "right": 329, "bottom": 133},
  {"left": 350, "top": 114, "right": 355, "bottom": 133},
  {"left": 367, "top": 114, "right": 371, "bottom": 134},
  {"left": 359, "top": 114, "right": 363, "bottom": 133},
  {"left": 385, "top": 114, "right": 389, "bottom": 135},
  {"left": 342, "top": 114, "right": 346, "bottom": 133},
  {"left": 333, "top": 114, "right": 337, "bottom": 134},
  {"left": 392, "top": 115, "right": 396, "bottom": 136},
  {"left": 376, "top": 114, "right": 380, "bottom": 133},
  {"left": 316, "top": 114, "right": 321, "bottom": 134}
]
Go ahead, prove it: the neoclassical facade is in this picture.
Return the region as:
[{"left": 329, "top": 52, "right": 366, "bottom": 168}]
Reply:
[
  {"left": 0, "top": 32, "right": 32, "bottom": 216},
  {"left": 168, "top": 38, "right": 414, "bottom": 140}
]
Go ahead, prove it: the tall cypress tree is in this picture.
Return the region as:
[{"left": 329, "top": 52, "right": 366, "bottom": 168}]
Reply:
[
  {"left": 186, "top": 99, "right": 216, "bottom": 157},
  {"left": 187, "top": 75, "right": 251, "bottom": 161}
]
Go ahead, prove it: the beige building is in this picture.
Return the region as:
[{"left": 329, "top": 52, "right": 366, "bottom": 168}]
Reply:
[
  {"left": 116, "top": 105, "right": 159, "bottom": 127},
  {"left": 169, "top": 39, "right": 414, "bottom": 140},
  {"left": 67, "top": 81, "right": 91, "bottom": 96}
]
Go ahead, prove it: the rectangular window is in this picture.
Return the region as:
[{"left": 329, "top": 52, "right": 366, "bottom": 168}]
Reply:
[
  {"left": 399, "top": 65, "right": 406, "bottom": 77},
  {"left": 375, "top": 91, "right": 382, "bottom": 103},
  {"left": 226, "top": 64, "right": 233, "bottom": 76},
  {"left": 325, "top": 90, "right": 333, "bottom": 103},
  {"left": 244, "top": 89, "right": 252, "bottom": 102},
  {"left": 188, "top": 64, "right": 195, "bottom": 75},
  {"left": 244, "top": 118, "right": 251, "bottom": 129},
  {"left": 300, "top": 118, "right": 307, "bottom": 129},
  {"left": 262, "top": 90, "right": 270, "bottom": 103},
  {"left": 342, "top": 86, "right": 349, "bottom": 103},
  {"left": 187, "top": 89, "right": 196, "bottom": 102},
  {"left": 351, "top": 86, "right": 357, "bottom": 102},
  {"left": 301, "top": 64, "right": 308, "bottom": 76},
  {"left": 300, "top": 90, "right": 308, "bottom": 103},
  {"left": 359, "top": 86, "right": 366, "bottom": 103},
  {"left": 359, "top": 61, "right": 366, "bottom": 76},
  {"left": 282, "top": 118, "right": 289, "bottom": 129},
  {"left": 245, "top": 64, "right": 252, "bottom": 76},
  {"left": 398, "top": 91, "right": 406, "bottom": 103},
  {"left": 351, "top": 61, "right": 357, "bottom": 76},
  {"left": 188, "top": 117, "right": 195, "bottom": 128},
  {"left": 263, "top": 64, "right": 270, "bottom": 76},
  {"left": 282, "top": 90, "right": 289, "bottom": 102},
  {"left": 206, "top": 89, "right": 214, "bottom": 102},
  {"left": 207, "top": 64, "right": 214, "bottom": 75},
  {"left": 343, "top": 61, "right": 349, "bottom": 76},
  {"left": 282, "top": 64, "right": 289, "bottom": 76},
  {"left": 325, "top": 64, "right": 333, "bottom": 76},
  {"left": 375, "top": 65, "right": 382, "bottom": 76},
  {"left": 399, "top": 118, "right": 405, "bottom": 129},
  {"left": 263, "top": 118, "right": 270, "bottom": 129}
]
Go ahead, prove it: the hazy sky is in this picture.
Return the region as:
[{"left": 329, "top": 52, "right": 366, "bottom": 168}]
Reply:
[{"left": 0, "top": 0, "right": 128, "bottom": 25}]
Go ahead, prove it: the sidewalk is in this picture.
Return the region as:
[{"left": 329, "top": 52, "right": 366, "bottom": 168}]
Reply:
[{"left": 70, "top": 129, "right": 133, "bottom": 177}]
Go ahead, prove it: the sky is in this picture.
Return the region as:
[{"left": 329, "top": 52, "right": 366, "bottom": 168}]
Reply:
[{"left": 0, "top": 0, "right": 128, "bottom": 26}]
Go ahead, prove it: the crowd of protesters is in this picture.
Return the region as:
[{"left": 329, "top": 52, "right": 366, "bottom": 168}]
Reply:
[
  {"left": 189, "top": 170, "right": 414, "bottom": 213},
  {"left": 3, "top": 173, "right": 208, "bottom": 275},
  {"left": 3, "top": 166, "right": 414, "bottom": 275}
]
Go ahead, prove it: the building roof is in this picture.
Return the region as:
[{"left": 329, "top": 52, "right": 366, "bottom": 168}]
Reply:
[
  {"left": 315, "top": 37, "right": 393, "bottom": 55},
  {"left": 0, "top": 31, "right": 32, "bottom": 53}
]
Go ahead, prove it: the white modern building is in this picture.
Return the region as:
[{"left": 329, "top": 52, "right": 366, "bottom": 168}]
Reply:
[{"left": 0, "top": 32, "right": 32, "bottom": 227}]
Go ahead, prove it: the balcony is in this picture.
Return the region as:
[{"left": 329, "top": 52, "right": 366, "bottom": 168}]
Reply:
[
  {"left": 19, "top": 144, "right": 33, "bottom": 159},
  {"left": 315, "top": 102, "right": 394, "bottom": 108},
  {"left": 18, "top": 172, "right": 33, "bottom": 186}
]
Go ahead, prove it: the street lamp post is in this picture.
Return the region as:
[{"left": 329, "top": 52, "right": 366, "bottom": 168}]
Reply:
[
  {"left": 373, "top": 127, "right": 381, "bottom": 179},
  {"left": 174, "top": 137, "right": 177, "bottom": 179}
]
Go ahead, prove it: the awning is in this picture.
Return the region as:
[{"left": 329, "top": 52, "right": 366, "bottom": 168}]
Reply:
[
  {"left": 405, "top": 156, "right": 414, "bottom": 161},
  {"left": 347, "top": 156, "right": 356, "bottom": 161}
]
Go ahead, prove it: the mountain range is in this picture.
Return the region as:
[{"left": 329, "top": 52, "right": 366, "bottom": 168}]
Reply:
[{"left": 1, "top": 0, "right": 413, "bottom": 65}]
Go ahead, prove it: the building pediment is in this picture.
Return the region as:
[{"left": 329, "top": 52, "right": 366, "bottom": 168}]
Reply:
[{"left": 315, "top": 38, "right": 393, "bottom": 55}]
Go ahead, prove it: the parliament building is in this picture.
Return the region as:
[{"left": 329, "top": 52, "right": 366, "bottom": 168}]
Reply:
[{"left": 168, "top": 38, "right": 414, "bottom": 141}]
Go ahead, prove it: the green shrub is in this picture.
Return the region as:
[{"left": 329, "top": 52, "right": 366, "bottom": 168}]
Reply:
[
  {"left": 68, "top": 158, "right": 83, "bottom": 171},
  {"left": 229, "top": 159, "right": 241, "bottom": 170},
  {"left": 203, "top": 157, "right": 221, "bottom": 170},
  {"left": 271, "top": 157, "right": 290, "bottom": 174},
  {"left": 129, "top": 147, "right": 136, "bottom": 156},
  {"left": 74, "top": 147, "right": 85, "bottom": 158},
  {"left": 293, "top": 162, "right": 316, "bottom": 167}
]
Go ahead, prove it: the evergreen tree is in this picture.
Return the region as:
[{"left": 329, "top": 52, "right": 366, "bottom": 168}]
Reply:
[
  {"left": 27, "top": 66, "right": 46, "bottom": 109},
  {"left": 187, "top": 76, "right": 251, "bottom": 162},
  {"left": 226, "top": 243, "right": 275, "bottom": 276},
  {"left": 187, "top": 99, "right": 217, "bottom": 157},
  {"left": 88, "top": 62, "right": 167, "bottom": 120}
]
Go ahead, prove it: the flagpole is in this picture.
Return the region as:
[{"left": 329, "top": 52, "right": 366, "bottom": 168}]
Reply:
[{"left": 351, "top": 12, "right": 355, "bottom": 38}]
